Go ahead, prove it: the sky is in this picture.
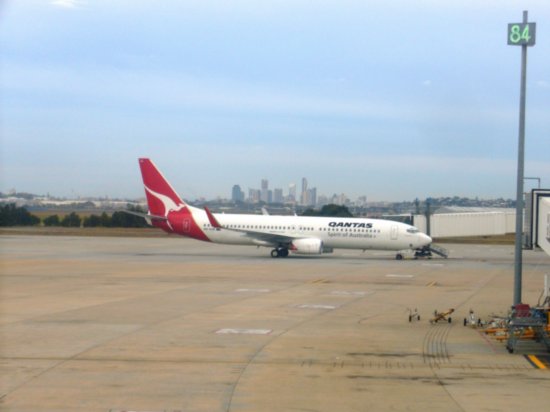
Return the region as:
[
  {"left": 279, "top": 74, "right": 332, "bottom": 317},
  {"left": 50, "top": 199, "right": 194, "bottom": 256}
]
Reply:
[{"left": 1, "top": 0, "right": 549, "bottom": 202}]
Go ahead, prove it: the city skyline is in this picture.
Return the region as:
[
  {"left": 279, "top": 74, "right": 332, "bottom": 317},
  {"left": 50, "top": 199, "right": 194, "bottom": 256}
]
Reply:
[
  {"left": 0, "top": 173, "right": 537, "bottom": 207},
  {"left": 231, "top": 176, "right": 362, "bottom": 207}
]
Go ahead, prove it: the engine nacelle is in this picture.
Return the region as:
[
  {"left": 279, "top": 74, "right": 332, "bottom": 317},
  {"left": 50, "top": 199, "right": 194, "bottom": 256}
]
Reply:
[{"left": 290, "top": 238, "right": 324, "bottom": 255}]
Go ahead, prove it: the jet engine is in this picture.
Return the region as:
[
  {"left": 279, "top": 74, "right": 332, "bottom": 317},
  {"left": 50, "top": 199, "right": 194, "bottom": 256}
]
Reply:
[{"left": 290, "top": 238, "right": 324, "bottom": 255}]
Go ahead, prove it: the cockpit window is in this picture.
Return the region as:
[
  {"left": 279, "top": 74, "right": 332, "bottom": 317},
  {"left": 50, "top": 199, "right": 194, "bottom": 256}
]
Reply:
[{"left": 407, "top": 227, "right": 420, "bottom": 234}]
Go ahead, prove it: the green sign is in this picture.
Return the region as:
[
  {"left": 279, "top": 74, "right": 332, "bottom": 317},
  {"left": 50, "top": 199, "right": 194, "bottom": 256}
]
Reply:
[{"left": 508, "top": 23, "right": 536, "bottom": 46}]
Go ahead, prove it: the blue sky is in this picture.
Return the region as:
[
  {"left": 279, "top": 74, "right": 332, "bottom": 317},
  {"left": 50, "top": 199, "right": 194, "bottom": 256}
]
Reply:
[{"left": 1, "top": 0, "right": 549, "bottom": 201}]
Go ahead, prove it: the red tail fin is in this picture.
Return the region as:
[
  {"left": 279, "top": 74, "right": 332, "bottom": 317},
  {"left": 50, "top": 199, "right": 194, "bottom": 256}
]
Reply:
[
  {"left": 139, "top": 158, "right": 186, "bottom": 217},
  {"left": 138, "top": 158, "right": 210, "bottom": 241}
]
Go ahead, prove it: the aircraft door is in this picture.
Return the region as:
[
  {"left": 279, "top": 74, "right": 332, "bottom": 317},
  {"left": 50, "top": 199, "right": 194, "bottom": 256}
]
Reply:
[{"left": 391, "top": 225, "right": 398, "bottom": 240}]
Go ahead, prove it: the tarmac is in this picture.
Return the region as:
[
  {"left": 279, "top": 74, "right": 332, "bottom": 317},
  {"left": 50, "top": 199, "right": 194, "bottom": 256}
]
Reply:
[{"left": 1, "top": 234, "right": 550, "bottom": 412}]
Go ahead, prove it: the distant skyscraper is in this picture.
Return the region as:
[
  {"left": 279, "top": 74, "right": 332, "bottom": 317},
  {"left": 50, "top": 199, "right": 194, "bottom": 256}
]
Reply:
[
  {"left": 231, "top": 185, "right": 244, "bottom": 202},
  {"left": 307, "top": 187, "right": 317, "bottom": 207},
  {"left": 288, "top": 183, "right": 296, "bottom": 202},
  {"left": 301, "top": 178, "right": 308, "bottom": 205},
  {"left": 248, "top": 188, "right": 260, "bottom": 203},
  {"left": 331, "top": 193, "right": 348, "bottom": 206},
  {"left": 261, "top": 179, "right": 269, "bottom": 203},
  {"left": 317, "top": 194, "right": 329, "bottom": 207},
  {"left": 273, "top": 188, "right": 283, "bottom": 204}
]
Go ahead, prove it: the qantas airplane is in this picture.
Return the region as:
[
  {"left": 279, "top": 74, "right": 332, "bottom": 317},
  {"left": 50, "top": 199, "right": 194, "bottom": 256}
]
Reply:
[{"left": 133, "top": 158, "right": 433, "bottom": 259}]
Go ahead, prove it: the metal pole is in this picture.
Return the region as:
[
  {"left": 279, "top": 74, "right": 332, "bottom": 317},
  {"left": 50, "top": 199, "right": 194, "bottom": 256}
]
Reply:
[
  {"left": 513, "top": 10, "right": 528, "bottom": 305},
  {"left": 425, "top": 200, "right": 431, "bottom": 237}
]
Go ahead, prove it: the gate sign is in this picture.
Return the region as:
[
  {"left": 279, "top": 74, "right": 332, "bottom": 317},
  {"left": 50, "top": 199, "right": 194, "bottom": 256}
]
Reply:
[{"left": 507, "top": 23, "right": 536, "bottom": 46}]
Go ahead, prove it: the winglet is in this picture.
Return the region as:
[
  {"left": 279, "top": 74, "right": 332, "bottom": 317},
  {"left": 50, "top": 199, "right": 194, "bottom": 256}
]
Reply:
[{"left": 204, "top": 206, "right": 222, "bottom": 229}]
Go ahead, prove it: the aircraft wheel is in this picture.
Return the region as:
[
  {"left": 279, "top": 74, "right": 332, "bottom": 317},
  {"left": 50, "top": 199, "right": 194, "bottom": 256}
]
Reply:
[
  {"left": 396, "top": 254, "right": 403, "bottom": 260},
  {"left": 448, "top": 317, "right": 452, "bottom": 323},
  {"left": 271, "top": 249, "right": 279, "bottom": 258},
  {"left": 279, "top": 248, "right": 289, "bottom": 257}
]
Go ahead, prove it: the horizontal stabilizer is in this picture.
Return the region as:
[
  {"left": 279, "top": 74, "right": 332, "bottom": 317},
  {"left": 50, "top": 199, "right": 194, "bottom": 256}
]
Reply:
[
  {"left": 204, "top": 206, "right": 222, "bottom": 229},
  {"left": 120, "top": 210, "right": 167, "bottom": 222}
]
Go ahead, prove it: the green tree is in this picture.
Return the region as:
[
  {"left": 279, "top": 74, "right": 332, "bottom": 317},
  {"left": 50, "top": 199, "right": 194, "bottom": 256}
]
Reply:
[
  {"left": 0, "top": 204, "right": 40, "bottom": 226},
  {"left": 60, "top": 212, "right": 81, "bottom": 227},
  {"left": 83, "top": 214, "right": 101, "bottom": 227},
  {"left": 43, "top": 215, "right": 60, "bottom": 226},
  {"left": 100, "top": 212, "right": 111, "bottom": 227},
  {"left": 301, "top": 204, "right": 353, "bottom": 217},
  {"left": 111, "top": 204, "right": 148, "bottom": 228}
]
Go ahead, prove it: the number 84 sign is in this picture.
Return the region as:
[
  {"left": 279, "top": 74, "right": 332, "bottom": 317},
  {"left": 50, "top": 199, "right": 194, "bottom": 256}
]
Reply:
[{"left": 508, "top": 23, "right": 536, "bottom": 46}]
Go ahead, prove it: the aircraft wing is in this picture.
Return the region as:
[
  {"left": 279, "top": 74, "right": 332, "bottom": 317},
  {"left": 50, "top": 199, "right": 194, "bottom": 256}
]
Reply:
[
  {"left": 240, "top": 229, "right": 296, "bottom": 245},
  {"left": 204, "top": 207, "right": 297, "bottom": 246}
]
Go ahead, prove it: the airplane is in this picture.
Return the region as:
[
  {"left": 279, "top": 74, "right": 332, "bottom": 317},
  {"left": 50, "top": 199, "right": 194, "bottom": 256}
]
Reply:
[{"left": 131, "top": 158, "right": 433, "bottom": 259}]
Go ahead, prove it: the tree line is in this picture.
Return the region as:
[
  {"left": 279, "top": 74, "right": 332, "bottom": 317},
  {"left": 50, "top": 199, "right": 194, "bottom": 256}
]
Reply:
[
  {"left": 0, "top": 204, "right": 148, "bottom": 228},
  {"left": 0, "top": 204, "right": 41, "bottom": 226},
  {"left": 1, "top": 202, "right": 355, "bottom": 228}
]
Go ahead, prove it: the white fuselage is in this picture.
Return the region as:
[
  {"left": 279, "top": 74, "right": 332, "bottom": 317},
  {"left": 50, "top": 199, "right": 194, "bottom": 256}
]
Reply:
[{"left": 189, "top": 205, "right": 431, "bottom": 252}]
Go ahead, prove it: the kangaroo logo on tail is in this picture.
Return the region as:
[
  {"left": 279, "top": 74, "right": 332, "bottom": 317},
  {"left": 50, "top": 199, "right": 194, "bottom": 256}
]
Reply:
[
  {"left": 143, "top": 185, "right": 185, "bottom": 217},
  {"left": 138, "top": 158, "right": 210, "bottom": 241}
]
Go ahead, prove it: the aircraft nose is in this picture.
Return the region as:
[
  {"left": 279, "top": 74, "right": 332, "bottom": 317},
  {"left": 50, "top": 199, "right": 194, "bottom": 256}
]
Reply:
[{"left": 421, "top": 234, "right": 432, "bottom": 246}]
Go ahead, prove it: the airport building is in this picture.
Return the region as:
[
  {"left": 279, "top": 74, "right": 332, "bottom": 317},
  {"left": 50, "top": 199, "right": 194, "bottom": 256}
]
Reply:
[{"left": 411, "top": 189, "right": 550, "bottom": 256}]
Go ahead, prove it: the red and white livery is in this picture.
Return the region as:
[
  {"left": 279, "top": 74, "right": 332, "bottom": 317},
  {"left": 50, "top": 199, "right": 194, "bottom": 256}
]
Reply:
[{"left": 135, "top": 158, "right": 432, "bottom": 259}]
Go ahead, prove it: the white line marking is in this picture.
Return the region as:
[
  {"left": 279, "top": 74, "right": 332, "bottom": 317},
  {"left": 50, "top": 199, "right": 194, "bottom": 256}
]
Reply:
[
  {"left": 234, "top": 288, "right": 271, "bottom": 293},
  {"left": 297, "top": 304, "right": 337, "bottom": 310},
  {"left": 422, "top": 263, "right": 444, "bottom": 267},
  {"left": 330, "top": 291, "right": 368, "bottom": 296},
  {"left": 216, "top": 328, "right": 272, "bottom": 335},
  {"left": 386, "top": 274, "right": 414, "bottom": 278}
]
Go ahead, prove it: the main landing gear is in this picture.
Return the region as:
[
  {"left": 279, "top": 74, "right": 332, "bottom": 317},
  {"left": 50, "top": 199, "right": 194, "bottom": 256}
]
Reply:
[{"left": 271, "top": 247, "right": 289, "bottom": 258}]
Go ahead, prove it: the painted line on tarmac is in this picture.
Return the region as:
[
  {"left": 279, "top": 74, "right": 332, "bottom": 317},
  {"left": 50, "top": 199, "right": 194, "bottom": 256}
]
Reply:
[
  {"left": 216, "top": 328, "right": 272, "bottom": 335},
  {"left": 386, "top": 274, "right": 414, "bottom": 278},
  {"left": 110, "top": 410, "right": 175, "bottom": 412},
  {"left": 329, "top": 291, "right": 369, "bottom": 297},
  {"left": 525, "top": 355, "right": 548, "bottom": 369},
  {"left": 234, "top": 288, "right": 271, "bottom": 293},
  {"left": 296, "top": 304, "right": 338, "bottom": 309}
]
